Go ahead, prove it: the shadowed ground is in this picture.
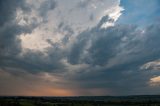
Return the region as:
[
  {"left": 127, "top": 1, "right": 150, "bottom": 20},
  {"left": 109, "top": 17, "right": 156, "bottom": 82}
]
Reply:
[{"left": 0, "top": 95, "right": 160, "bottom": 106}]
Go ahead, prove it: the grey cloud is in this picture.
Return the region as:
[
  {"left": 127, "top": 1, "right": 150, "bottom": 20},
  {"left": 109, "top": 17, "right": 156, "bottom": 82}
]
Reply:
[
  {"left": 4, "top": 16, "right": 159, "bottom": 95},
  {"left": 67, "top": 30, "right": 90, "bottom": 64},
  {"left": 57, "top": 22, "right": 74, "bottom": 44},
  {"left": 0, "top": 0, "right": 30, "bottom": 56},
  {"left": 1, "top": 0, "right": 160, "bottom": 95},
  {"left": 39, "top": 0, "right": 57, "bottom": 19},
  {"left": 0, "top": 0, "right": 30, "bottom": 26},
  {"left": 0, "top": 0, "right": 41, "bottom": 73},
  {"left": 65, "top": 17, "right": 160, "bottom": 95},
  {"left": 0, "top": 47, "right": 66, "bottom": 74},
  {"left": 67, "top": 16, "right": 111, "bottom": 65},
  {"left": 0, "top": 69, "right": 68, "bottom": 96},
  {"left": 89, "top": 14, "right": 94, "bottom": 21},
  {"left": 76, "top": 0, "right": 90, "bottom": 8}
]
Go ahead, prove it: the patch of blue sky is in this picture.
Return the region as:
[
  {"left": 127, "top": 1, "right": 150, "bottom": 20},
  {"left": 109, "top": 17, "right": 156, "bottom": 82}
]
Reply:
[{"left": 116, "top": 0, "right": 160, "bottom": 27}]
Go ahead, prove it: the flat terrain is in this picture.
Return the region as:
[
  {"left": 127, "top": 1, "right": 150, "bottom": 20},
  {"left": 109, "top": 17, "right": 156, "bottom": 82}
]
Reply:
[{"left": 0, "top": 95, "right": 160, "bottom": 106}]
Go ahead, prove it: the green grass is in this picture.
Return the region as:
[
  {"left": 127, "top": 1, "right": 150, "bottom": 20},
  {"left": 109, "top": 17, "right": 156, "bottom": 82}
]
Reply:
[{"left": 20, "top": 101, "right": 35, "bottom": 106}]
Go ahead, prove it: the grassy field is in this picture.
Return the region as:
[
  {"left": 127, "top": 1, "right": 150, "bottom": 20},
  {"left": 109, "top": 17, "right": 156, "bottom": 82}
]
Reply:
[{"left": 0, "top": 96, "right": 160, "bottom": 106}]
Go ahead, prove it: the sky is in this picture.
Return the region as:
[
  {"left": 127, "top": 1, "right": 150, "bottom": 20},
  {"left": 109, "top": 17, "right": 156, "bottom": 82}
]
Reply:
[{"left": 0, "top": 0, "right": 160, "bottom": 96}]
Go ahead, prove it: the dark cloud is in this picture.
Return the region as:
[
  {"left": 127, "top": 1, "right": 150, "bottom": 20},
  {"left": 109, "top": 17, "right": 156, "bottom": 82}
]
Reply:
[
  {"left": 0, "top": 0, "right": 40, "bottom": 72},
  {"left": 39, "top": 0, "right": 57, "bottom": 19},
  {"left": 57, "top": 22, "right": 74, "bottom": 44},
  {"left": 0, "top": 0, "right": 160, "bottom": 95},
  {"left": 65, "top": 18, "right": 160, "bottom": 95},
  {"left": 19, "top": 48, "right": 66, "bottom": 73},
  {"left": 0, "top": 0, "right": 30, "bottom": 57},
  {"left": 0, "top": 0, "right": 30, "bottom": 26}
]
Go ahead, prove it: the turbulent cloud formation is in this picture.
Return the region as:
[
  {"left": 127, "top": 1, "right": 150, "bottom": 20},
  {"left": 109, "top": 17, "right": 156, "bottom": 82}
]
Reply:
[{"left": 0, "top": 0, "right": 160, "bottom": 96}]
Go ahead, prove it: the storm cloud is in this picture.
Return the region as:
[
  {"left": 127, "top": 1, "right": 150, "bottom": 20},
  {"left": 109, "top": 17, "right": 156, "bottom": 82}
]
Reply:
[{"left": 0, "top": 0, "right": 160, "bottom": 96}]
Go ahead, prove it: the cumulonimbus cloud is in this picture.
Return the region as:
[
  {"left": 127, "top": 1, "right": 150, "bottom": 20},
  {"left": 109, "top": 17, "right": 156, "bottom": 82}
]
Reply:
[{"left": 0, "top": 0, "right": 160, "bottom": 96}]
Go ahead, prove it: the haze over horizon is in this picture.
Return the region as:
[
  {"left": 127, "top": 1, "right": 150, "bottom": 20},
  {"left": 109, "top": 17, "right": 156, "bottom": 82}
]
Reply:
[{"left": 0, "top": 0, "right": 160, "bottom": 96}]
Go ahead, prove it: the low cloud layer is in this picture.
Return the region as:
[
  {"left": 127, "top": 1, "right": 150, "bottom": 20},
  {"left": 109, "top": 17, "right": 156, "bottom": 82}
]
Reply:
[{"left": 0, "top": 0, "right": 160, "bottom": 96}]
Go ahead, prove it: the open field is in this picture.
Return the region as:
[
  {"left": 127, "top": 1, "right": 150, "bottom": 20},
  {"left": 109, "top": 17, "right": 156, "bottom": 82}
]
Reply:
[{"left": 0, "top": 95, "right": 160, "bottom": 106}]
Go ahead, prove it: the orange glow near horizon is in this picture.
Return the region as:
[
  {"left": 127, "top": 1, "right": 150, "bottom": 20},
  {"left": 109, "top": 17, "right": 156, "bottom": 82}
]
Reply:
[{"left": 25, "top": 88, "right": 74, "bottom": 96}]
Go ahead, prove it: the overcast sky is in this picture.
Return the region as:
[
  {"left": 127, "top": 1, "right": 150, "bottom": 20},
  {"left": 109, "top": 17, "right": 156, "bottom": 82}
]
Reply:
[{"left": 0, "top": 0, "right": 160, "bottom": 96}]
